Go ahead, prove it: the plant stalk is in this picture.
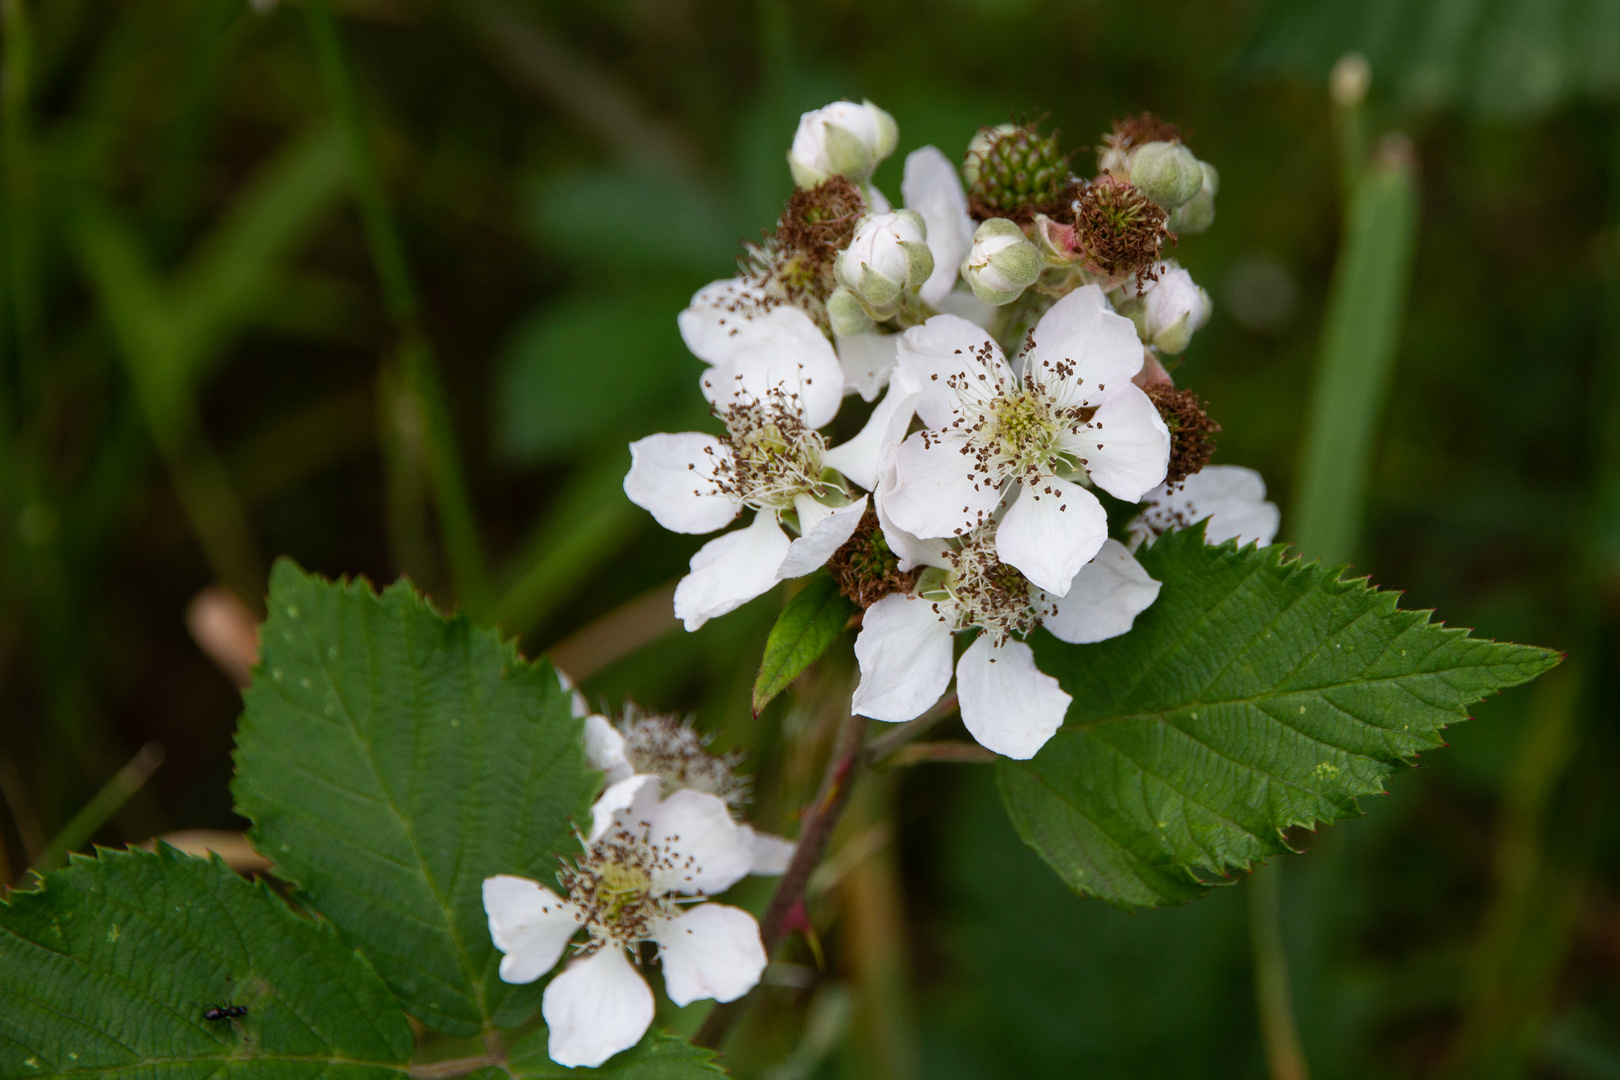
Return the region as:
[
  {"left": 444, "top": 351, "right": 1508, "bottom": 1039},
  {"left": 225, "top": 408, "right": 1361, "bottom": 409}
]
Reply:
[
  {"left": 1250, "top": 861, "right": 1310, "bottom": 1080},
  {"left": 693, "top": 709, "right": 869, "bottom": 1050}
]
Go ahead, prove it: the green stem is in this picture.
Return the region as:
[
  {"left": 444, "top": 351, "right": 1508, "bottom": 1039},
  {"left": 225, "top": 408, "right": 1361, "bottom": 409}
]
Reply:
[
  {"left": 1250, "top": 862, "right": 1311, "bottom": 1080},
  {"left": 304, "top": 0, "right": 491, "bottom": 614},
  {"left": 31, "top": 743, "right": 165, "bottom": 875}
]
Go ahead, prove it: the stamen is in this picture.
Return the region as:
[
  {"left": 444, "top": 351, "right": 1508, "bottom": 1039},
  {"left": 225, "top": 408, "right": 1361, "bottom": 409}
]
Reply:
[{"left": 710, "top": 387, "right": 834, "bottom": 513}]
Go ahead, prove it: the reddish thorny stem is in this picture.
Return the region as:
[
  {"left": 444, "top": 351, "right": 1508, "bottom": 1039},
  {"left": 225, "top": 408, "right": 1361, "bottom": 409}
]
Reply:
[{"left": 692, "top": 708, "right": 870, "bottom": 1050}]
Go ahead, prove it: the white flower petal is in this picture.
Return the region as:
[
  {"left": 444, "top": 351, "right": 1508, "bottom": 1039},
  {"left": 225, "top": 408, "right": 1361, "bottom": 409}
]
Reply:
[
  {"left": 738, "top": 824, "right": 796, "bottom": 875},
  {"left": 1070, "top": 385, "right": 1170, "bottom": 502},
  {"left": 852, "top": 593, "right": 955, "bottom": 723},
  {"left": 583, "top": 715, "right": 631, "bottom": 783},
  {"left": 1041, "top": 539, "right": 1162, "bottom": 644},
  {"left": 482, "top": 875, "right": 581, "bottom": 984},
  {"left": 697, "top": 306, "right": 843, "bottom": 429},
  {"left": 995, "top": 479, "right": 1108, "bottom": 596},
  {"left": 955, "top": 636, "right": 1070, "bottom": 760},
  {"left": 1022, "top": 285, "right": 1145, "bottom": 410},
  {"left": 884, "top": 430, "right": 1003, "bottom": 540},
  {"left": 902, "top": 146, "right": 974, "bottom": 307},
  {"left": 778, "top": 496, "right": 868, "bottom": 580},
  {"left": 1134, "top": 465, "right": 1281, "bottom": 548},
  {"left": 624, "top": 433, "right": 740, "bottom": 535},
  {"left": 673, "top": 512, "right": 792, "bottom": 632},
  {"left": 677, "top": 277, "right": 773, "bottom": 364},
  {"left": 589, "top": 773, "right": 662, "bottom": 843},
  {"left": 823, "top": 369, "right": 923, "bottom": 493},
  {"left": 647, "top": 788, "right": 755, "bottom": 897},
  {"left": 895, "top": 314, "right": 1008, "bottom": 429},
  {"left": 653, "top": 904, "right": 767, "bottom": 1006},
  {"left": 556, "top": 668, "right": 590, "bottom": 718},
  {"left": 542, "top": 946, "right": 654, "bottom": 1069},
  {"left": 873, "top": 479, "right": 952, "bottom": 571},
  {"left": 835, "top": 331, "right": 900, "bottom": 402}
]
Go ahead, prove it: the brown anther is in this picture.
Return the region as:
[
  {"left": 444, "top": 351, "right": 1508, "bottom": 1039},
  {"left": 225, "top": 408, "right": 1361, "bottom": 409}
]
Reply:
[
  {"left": 1143, "top": 384, "right": 1220, "bottom": 485},
  {"left": 826, "top": 506, "right": 919, "bottom": 609}
]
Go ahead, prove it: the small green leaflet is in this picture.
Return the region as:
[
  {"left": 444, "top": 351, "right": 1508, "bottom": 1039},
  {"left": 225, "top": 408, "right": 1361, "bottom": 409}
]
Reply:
[
  {"left": 506, "top": 1027, "right": 728, "bottom": 1077},
  {"left": 753, "top": 575, "right": 857, "bottom": 715},
  {"left": 1000, "top": 527, "right": 1560, "bottom": 909},
  {"left": 233, "top": 560, "right": 600, "bottom": 1036},
  {"left": 0, "top": 845, "right": 413, "bottom": 1077}
]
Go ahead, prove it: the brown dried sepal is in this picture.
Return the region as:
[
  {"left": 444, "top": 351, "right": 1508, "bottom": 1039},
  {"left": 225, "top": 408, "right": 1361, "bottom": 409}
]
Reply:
[
  {"left": 827, "top": 506, "right": 919, "bottom": 608},
  {"left": 1144, "top": 384, "right": 1220, "bottom": 486},
  {"left": 1071, "top": 178, "right": 1173, "bottom": 286},
  {"left": 1111, "top": 112, "right": 1185, "bottom": 151}
]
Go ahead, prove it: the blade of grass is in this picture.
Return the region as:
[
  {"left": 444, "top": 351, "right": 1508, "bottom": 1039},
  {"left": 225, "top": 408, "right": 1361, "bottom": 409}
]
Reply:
[
  {"left": 71, "top": 201, "right": 265, "bottom": 606},
  {"left": 1292, "top": 134, "right": 1420, "bottom": 565},
  {"left": 170, "top": 123, "right": 349, "bottom": 373},
  {"left": 304, "top": 0, "right": 491, "bottom": 614},
  {"left": 30, "top": 742, "right": 165, "bottom": 874}
]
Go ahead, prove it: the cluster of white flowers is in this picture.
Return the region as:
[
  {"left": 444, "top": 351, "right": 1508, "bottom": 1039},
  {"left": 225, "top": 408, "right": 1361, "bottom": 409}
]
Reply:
[
  {"left": 622, "top": 101, "right": 1278, "bottom": 760},
  {"left": 484, "top": 707, "right": 790, "bottom": 1067}
]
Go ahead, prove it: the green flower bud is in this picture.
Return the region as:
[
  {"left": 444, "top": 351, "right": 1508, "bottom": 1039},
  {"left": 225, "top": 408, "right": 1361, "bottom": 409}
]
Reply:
[
  {"left": 1129, "top": 141, "right": 1204, "bottom": 209},
  {"left": 834, "top": 210, "right": 932, "bottom": 316},
  {"left": 1167, "top": 162, "right": 1218, "bottom": 234},
  {"left": 962, "top": 218, "right": 1040, "bottom": 305}
]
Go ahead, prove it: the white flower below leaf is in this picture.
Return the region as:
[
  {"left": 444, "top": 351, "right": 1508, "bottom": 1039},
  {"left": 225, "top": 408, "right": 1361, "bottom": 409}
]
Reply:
[
  {"left": 851, "top": 530, "right": 1160, "bottom": 759},
  {"left": 1128, "top": 464, "right": 1280, "bottom": 550},
  {"left": 884, "top": 286, "right": 1170, "bottom": 597},
  {"left": 483, "top": 785, "right": 766, "bottom": 1069}
]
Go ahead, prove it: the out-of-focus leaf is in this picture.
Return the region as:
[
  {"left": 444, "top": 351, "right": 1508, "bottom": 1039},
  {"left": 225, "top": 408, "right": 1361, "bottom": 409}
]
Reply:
[
  {"left": 0, "top": 845, "right": 413, "bottom": 1076},
  {"left": 494, "top": 288, "right": 705, "bottom": 462},
  {"left": 171, "top": 123, "right": 349, "bottom": 372},
  {"left": 999, "top": 525, "right": 1560, "bottom": 909},
  {"left": 530, "top": 167, "right": 740, "bottom": 273},
  {"left": 752, "top": 575, "right": 856, "bottom": 715},
  {"left": 1245, "top": 0, "right": 1620, "bottom": 117},
  {"left": 925, "top": 771, "right": 1258, "bottom": 1079},
  {"left": 232, "top": 560, "right": 598, "bottom": 1036},
  {"left": 507, "top": 1027, "right": 728, "bottom": 1077}
]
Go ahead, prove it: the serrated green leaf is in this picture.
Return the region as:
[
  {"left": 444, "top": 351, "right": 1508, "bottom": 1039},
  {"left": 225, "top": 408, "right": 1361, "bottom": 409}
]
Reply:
[
  {"left": 0, "top": 844, "right": 413, "bottom": 1077},
  {"left": 232, "top": 559, "right": 599, "bottom": 1037},
  {"left": 506, "top": 1027, "right": 728, "bottom": 1077},
  {"left": 752, "top": 575, "right": 857, "bottom": 715},
  {"left": 999, "top": 527, "right": 1560, "bottom": 909}
]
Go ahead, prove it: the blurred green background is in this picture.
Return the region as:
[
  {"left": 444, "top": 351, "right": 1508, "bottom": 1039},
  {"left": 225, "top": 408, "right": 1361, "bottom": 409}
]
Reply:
[{"left": 3, "top": 0, "right": 1620, "bottom": 1076}]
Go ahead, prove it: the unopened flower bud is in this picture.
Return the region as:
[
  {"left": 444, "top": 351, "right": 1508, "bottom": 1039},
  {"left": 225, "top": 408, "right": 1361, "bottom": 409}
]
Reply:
[
  {"left": 788, "top": 100, "right": 899, "bottom": 188},
  {"left": 1118, "top": 262, "right": 1211, "bottom": 354},
  {"left": 835, "top": 210, "right": 932, "bottom": 315},
  {"left": 827, "top": 286, "right": 874, "bottom": 337},
  {"left": 962, "top": 218, "right": 1040, "bottom": 305},
  {"left": 1167, "top": 162, "right": 1219, "bottom": 234},
  {"left": 1130, "top": 141, "right": 1204, "bottom": 209}
]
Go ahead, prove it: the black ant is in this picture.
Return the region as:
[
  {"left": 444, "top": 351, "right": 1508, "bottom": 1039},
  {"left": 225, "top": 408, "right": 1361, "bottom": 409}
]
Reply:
[{"left": 203, "top": 1004, "right": 248, "bottom": 1022}]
